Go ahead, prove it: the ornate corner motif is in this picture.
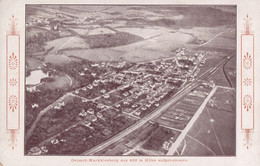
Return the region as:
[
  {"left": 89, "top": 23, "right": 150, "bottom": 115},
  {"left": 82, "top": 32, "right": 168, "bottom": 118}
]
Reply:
[
  {"left": 8, "top": 129, "right": 19, "bottom": 150},
  {"left": 8, "top": 15, "right": 18, "bottom": 35},
  {"left": 243, "top": 129, "right": 253, "bottom": 149},
  {"left": 243, "top": 14, "right": 252, "bottom": 35}
]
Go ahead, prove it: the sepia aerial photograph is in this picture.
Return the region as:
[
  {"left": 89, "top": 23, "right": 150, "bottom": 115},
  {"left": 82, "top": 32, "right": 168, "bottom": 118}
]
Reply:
[{"left": 25, "top": 5, "right": 236, "bottom": 156}]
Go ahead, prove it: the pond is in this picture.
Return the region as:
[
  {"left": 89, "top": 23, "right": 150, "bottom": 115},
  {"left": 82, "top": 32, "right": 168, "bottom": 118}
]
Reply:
[{"left": 26, "top": 70, "right": 49, "bottom": 85}]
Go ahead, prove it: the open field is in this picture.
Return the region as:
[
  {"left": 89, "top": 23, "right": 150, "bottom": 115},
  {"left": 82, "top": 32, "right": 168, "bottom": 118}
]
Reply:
[
  {"left": 101, "top": 143, "right": 130, "bottom": 156},
  {"left": 80, "top": 31, "right": 192, "bottom": 62},
  {"left": 115, "top": 32, "right": 193, "bottom": 52},
  {"left": 179, "top": 26, "right": 226, "bottom": 41},
  {"left": 44, "top": 36, "right": 90, "bottom": 53},
  {"left": 26, "top": 26, "right": 51, "bottom": 38},
  {"left": 115, "top": 27, "right": 171, "bottom": 39},
  {"left": 204, "top": 36, "right": 235, "bottom": 49},
  {"left": 176, "top": 135, "right": 214, "bottom": 156},
  {"left": 209, "top": 87, "right": 235, "bottom": 112},
  {"left": 70, "top": 28, "right": 89, "bottom": 36},
  {"left": 62, "top": 48, "right": 125, "bottom": 62},
  {"left": 44, "top": 54, "right": 72, "bottom": 65},
  {"left": 26, "top": 58, "right": 43, "bottom": 71},
  {"left": 176, "top": 86, "right": 235, "bottom": 156},
  {"left": 105, "top": 21, "right": 127, "bottom": 28},
  {"left": 88, "top": 27, "right": 116, "bottom": 35},
  {"left": 179, "top": 106, "right": 224, "bottom": 156},
  {"left": 207, "top": 107, "right": 235, "bottom": 155},
  {"left": 42, "top": 75, "right": 71, "bottom": 90}
]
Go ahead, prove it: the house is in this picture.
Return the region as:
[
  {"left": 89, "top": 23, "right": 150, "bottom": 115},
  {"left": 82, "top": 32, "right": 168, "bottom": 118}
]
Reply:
[
  {"left": 132, "top": 104, "right": 138, "bottom": 108},
  {"left": 101, "top": 79, "right": 108, "bottom": 83},
  {"left": 162, "top": 141, "right": 170, "bottom": 150},
  {"left": 123, "top": 101, "right": 129, "bottom": 105},
  {"left": 115, "top": 103, "right": 121, "bottom": 108},
  {"left": 26, "top": 86, "right": 37, "bottom": 93},
  {"left": 100, "top": 89, "right": 106, "bottom": 94},
  {"left": 60, "top": 139, "right": 66, "bottom": 143},
  {"left": 54, "top": 102, "right": 65, "bottom": 109},
  {"left": 32, "top": 103, "right": 39, "bottom": 108},
  {"left": 40, "top": 146, "right": 48, "bottom": 153},
  {"left": 51, "top": 138, "right": 59, "bottom": 145},
  {"left": 83, "top": 121, "right": 91, "bottom": 127},
  {"left": 87, "top": 84, "right": 93, "bottom": 89},
  {"left": 127, "top": 98, "right": 133, "bottom": 102},
  {"left": 102, "top": 128, "right": 112, "bottom": 136},
  {"left": 117, "top": 72, "right": 125, "bottom": 78},
  {"left": 133, "top": 110, "right": 141, "bottom": 116},
  {"left": 129, "top": 88, "right": 137, "bottom": 94},
  {"left": 28, "top": 147, "right": 42, "bottom": 155},
  {"left": 142, "top": 88, "right": 149, "bottom": 93},
  {"left": 132, "top": 94, "right": 139, "bottom": 99},
  {"left": 97, "top": 103, "right": 105, "bottom": 109},
  {"left": 87, "top": 108, "right": 94, "bottom": 114},
  {"left": 188, "top": 57, "right": 195, "bottom": 62},
  {"left": 155, "top": 103, "right": 160, "bottom": 107},
  {"left": 113, "top": 77, "right": 123, "bottom": 84},
  {"left": 92, "top": 82, "right": 98, "bottom": 87},
  {"left": 175, "top": 48, "right": 182, "bottom": 53},
  {"left": 103, "top": 94, "right": 110, "bottom": 99},
  {"left": 79, "top": 109, "right": 87, "bottom": 117},
  {"left": 89, "top": 115, "right": 97, "bottom": 122},
  {"left": 79, "top": 72, "right": 85, "bottom": 76},
  {"left": 97, "top": 112, "right": 104, "bottom": 119},
  {"left": 148, "top": 100, "right": 155, "bottom": 104},
  {"left": 91, "top": 63, "right": 99, "bottom": 67},
  {"left": 122, "top": 92, "right": 129, "bottom": 97}
]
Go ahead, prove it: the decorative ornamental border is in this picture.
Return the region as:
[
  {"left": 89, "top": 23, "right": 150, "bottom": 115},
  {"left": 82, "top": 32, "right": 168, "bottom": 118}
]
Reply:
[
  {"left": 241, "top": 15, "right": 254, "bottom": 149},
  {"left": 6, "top": 15, "right": 20, "bottom": 150}
]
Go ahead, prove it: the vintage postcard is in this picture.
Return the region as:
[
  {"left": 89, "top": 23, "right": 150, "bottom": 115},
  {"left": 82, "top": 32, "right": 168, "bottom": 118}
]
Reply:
[{"left": 0, "top": 0, "right": 259, "bottom": 166}]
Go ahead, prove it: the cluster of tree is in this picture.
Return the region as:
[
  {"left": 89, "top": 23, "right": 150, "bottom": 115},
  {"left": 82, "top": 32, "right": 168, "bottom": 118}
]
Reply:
[
  {"left": 174, "top": 6, "right": 236, "bottom": 27},
  {"left": 26, "top": 31, "right": 60, "bottom": 46},
  {"left": 46, "top": 125, "right": 104, "bottom": 155},
  {"left": 167, "top": 80, "right": 183, "bottom": 88},
  {"left": 26, "top": 29, "right": 60, "bottom": 54},
  {"left": 84, "top": 32, "right": 143, "bottom": 49},
  {"left": 142, "top": 127, "right": 174, "bottom": 151},
  {"left": 179, "top": 59, "right": 194, "bottom": 66},
  {"left": 25, "top": 89, "right": 65, "bottom": 131},
  {"left": 121, "top": 6, "right": 235, "bottom": 28},
  {"left": 109, "top": 116, "right": 130, "bottom": 133}
]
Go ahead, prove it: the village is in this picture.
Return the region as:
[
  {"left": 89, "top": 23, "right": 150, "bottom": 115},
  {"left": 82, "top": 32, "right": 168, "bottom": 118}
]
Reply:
[{"left": 26, "top": 48, "right": 209, "bottom": 155}]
